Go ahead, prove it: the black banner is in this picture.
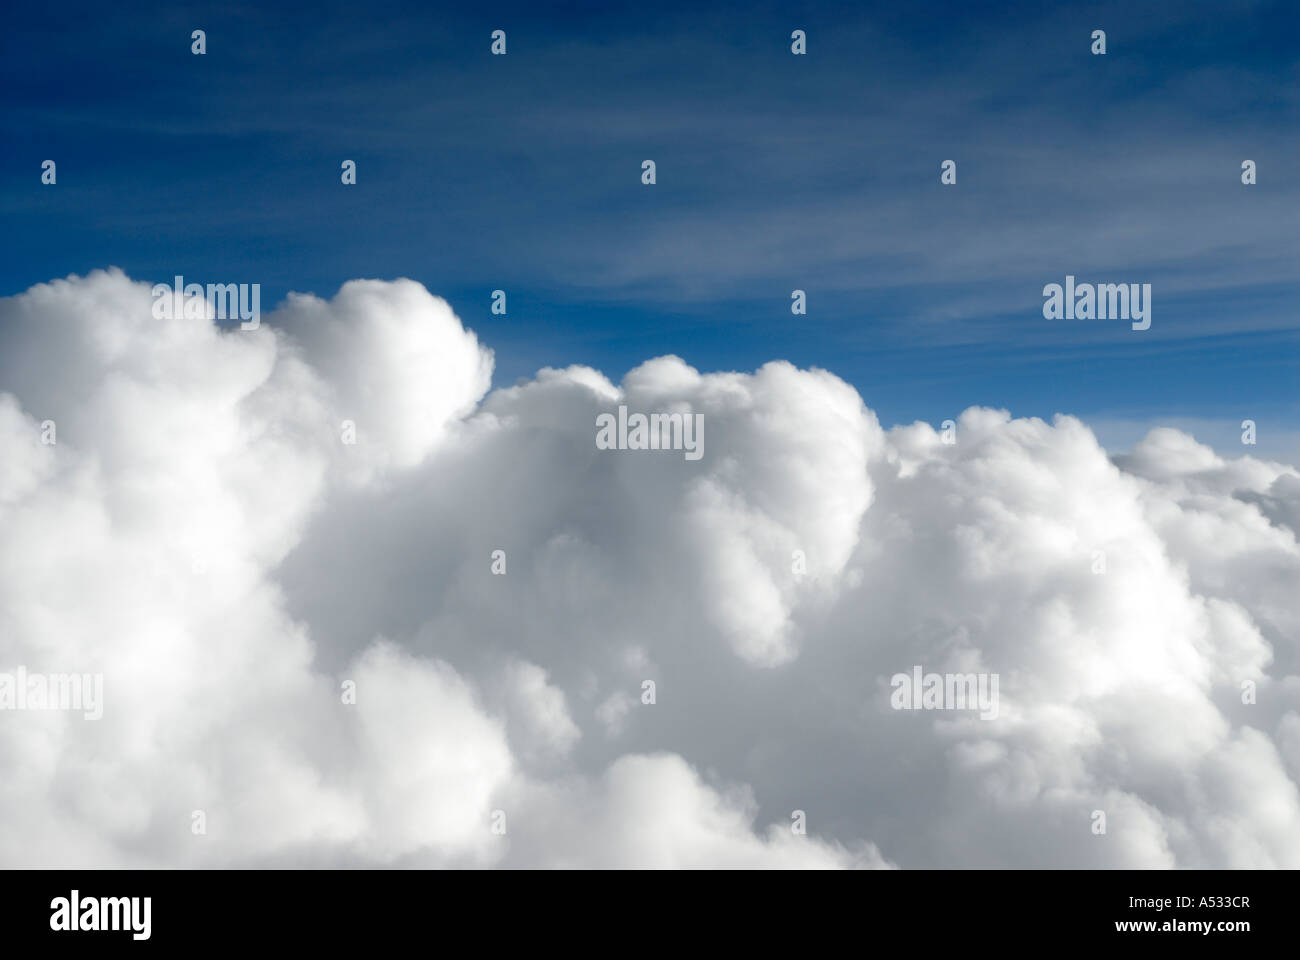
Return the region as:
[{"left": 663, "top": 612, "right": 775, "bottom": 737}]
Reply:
[{"left": 2, "top": 869, "right": 1281, "bottom": 948}]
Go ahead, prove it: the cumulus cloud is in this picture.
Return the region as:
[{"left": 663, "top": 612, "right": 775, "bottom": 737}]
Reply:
[{"left": 0, "top": 269, "right": 1296, "bottom": 868}]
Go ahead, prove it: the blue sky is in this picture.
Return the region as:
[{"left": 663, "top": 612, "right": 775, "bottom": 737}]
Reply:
[{"left": 3, "top": 0, "right": 1297, "bottom": 454}]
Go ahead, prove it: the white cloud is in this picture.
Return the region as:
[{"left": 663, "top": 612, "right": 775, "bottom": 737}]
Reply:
[{"left": 0, "top": 269, "right": 1296, "bottom": 868}]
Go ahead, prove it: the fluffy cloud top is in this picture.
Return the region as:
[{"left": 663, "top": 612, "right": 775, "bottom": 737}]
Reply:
[{"left": 0, "top": 269, "right": 1296, "bottom": 867}]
